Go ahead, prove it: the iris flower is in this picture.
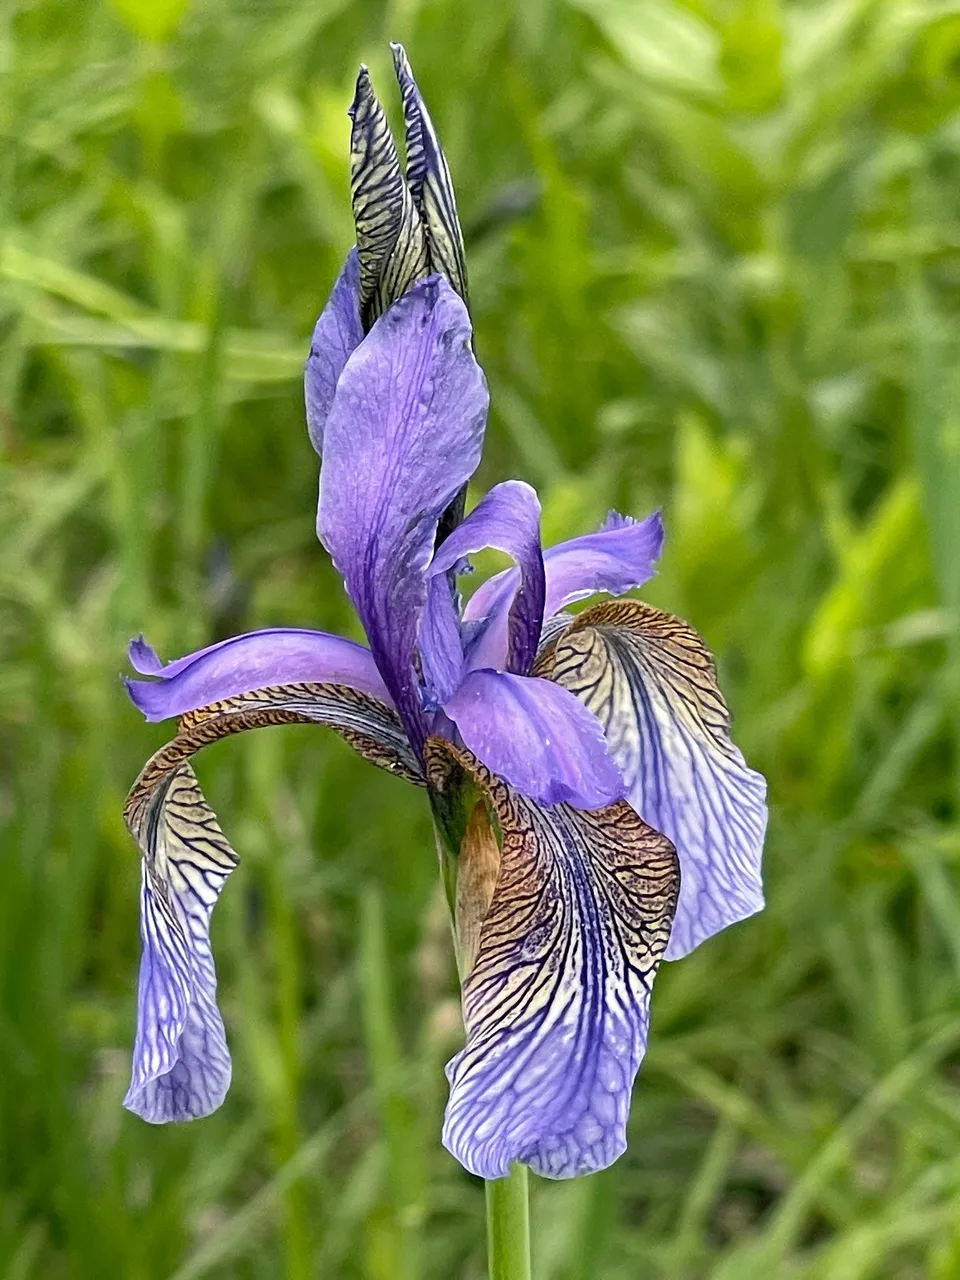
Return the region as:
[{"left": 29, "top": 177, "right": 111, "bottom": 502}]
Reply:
[{"left": 122, "top": 46, "right": 767, "bottom": 1180}]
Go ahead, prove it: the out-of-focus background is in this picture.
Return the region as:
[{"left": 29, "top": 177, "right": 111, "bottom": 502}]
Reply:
[{"left": 2, "top": 0, "right": 960, "bottom": 1275}]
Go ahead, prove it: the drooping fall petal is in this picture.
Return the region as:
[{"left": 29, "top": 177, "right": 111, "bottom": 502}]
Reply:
[
  {"left": 124, "top": 681, "right": 423, "bottom": 1123},
  {"left": 426, "top": 740, "right": 679, "bottom": 1179}
]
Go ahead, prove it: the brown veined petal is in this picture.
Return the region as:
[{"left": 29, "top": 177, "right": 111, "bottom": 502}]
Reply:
[
  {"left": 390, "top": 43, "right": 469, "bottom": 307},
  {"left": 425, "top": 738, "right": 678, "bottom": 1180},
  {"left": 124, "top": 682, "right": 422, "bottom": 1125},
  {"left": 542, "top": 600, "right": 767, "bottom": 960},
  {"left": 349, "top": 66, "right": 430, "bottom": 330},
  {"left": 532, "top": 609, "right": 574, "bottom": 669},
  {"left": 171, "top": 682, "right": 423, "bottom": 782}
]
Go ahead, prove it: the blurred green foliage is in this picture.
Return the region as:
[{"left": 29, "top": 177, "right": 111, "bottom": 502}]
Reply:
[{"left": 2, "top": 0, "right": 960, "bottom": 1275}]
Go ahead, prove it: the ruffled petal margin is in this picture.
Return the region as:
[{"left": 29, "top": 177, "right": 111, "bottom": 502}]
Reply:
[
  {"left": 124, "top": 682, "right": 422, "bottom": 1124},
  {"left": 426, "top": 740, "right": 679, "bottom": 1179}
]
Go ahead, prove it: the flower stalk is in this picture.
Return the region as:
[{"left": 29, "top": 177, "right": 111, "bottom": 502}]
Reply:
[
  {"left": 486, "top": 1164, "right": 531, "bottom": 1280},
  {"left": 434, "top": 774, "right": 526, "bottom": 1279}
]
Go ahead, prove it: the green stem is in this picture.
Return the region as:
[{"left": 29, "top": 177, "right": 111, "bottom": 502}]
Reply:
[{"left": 485, "top": 1164, "right": 531, "bottom": 1280}]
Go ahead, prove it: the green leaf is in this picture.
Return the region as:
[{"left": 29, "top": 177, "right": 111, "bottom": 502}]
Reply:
[{"left": 107, "top": 0, "right": 192, "bottom": 42}]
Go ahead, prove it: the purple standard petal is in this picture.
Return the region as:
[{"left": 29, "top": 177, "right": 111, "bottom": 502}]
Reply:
[
  {"left": 304, "top": 250, "right": 364, "bottom": 456},
  {"left": 443, "top": 669, "right": 624, "bottom": 809},
  {"left": 464, "top": 510, "right": 665, "bottom": 668},
  {"left": 318, "top": 275, "right": 488, "bottom": 749},
  {"left": 125, "top": 764, "right": 237, "bottom": 1123},
  {"left": 419, "top": 574, "right": 465, "bottom": 708},
  {"left": 547, "top": 600, "right": 767, "bottom": 959},
  {"left": 429, "top": 480, "right": 545, "bottom": 676},
  {"left": 426, "top": 741, "right": 679, "bottom": 1179},
  {"left": 125, "top": 629, "right": 390, "bottom": 723}
]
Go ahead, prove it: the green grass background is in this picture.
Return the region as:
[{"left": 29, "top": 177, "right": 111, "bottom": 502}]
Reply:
[{"left": 2, "top": 0, "right": 960, "bottom": 1275}]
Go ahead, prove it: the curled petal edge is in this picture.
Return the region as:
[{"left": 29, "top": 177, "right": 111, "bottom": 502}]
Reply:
[{"left": 124, "top": 683, "right": 422, "bottom": 1123}]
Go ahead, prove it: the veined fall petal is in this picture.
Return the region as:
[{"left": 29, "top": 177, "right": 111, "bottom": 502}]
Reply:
[
  {"left": 545, "top": 600, "right": 767, "bottom": 959},
  {"left": 426, "top": 739, "right": 679, "bottom": 1179},
  {"left": 124, "top": 680, "right": 423, "bottom": 1122},
  {"left": 125, "top": 759, "right": 236, "bottom": 1123}
]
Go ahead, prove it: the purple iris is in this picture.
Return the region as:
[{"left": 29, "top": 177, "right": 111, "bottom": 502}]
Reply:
[{"left": 121, "top": 46, "right": 767, "bottom": 1181}]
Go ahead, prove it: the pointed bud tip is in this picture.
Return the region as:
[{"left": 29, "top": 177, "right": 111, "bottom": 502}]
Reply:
[{"left": 348, "top": 64, "right": 372, "bottom": 120}]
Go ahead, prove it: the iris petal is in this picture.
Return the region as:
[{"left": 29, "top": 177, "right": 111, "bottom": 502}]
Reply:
[
  {"left": 465, "top": 511, "right": 665, "bottom": 669},
  {"left": 304, "top": 250, "right": 364, "bottom": 456},
  {"left": 129, "top": 634, "right": 164, "bottom": 675},
  {"left": 429, "top": 480, "right": 545, "bottom": 677},
  {"left": 125, "top": 763, "right": 236, "bottom": 1122},
  {"left": 546, "top": 600, "right": 767, "bottom": 959},
  {"left": 426, "top": 740, "right": 679, "bottom": 1179},
  {"left": 125, "top": 629, "right": 391, "bottom": 723},
  {"left": 419, "top": 574, "right": 465, "bottom": 708},
  {"left": 318, "top": 275, "right": 488, "bottom": 749},
  {"left": 124, "top": 679, "right": 424, "bottom": 1123},
  {"left": 442, "top": 669, "right": 624, "bottom": 809}
]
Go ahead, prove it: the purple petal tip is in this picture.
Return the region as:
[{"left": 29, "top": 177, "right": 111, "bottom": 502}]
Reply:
[
  {"left": 123, "top": 675, "right": 161, "bottom": 722},
  {"left": 129, "top": 635, "right": 163, "bottom": 675}
]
